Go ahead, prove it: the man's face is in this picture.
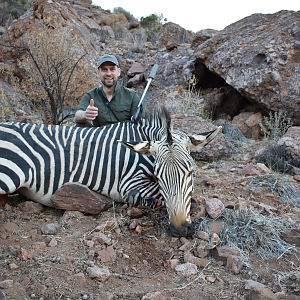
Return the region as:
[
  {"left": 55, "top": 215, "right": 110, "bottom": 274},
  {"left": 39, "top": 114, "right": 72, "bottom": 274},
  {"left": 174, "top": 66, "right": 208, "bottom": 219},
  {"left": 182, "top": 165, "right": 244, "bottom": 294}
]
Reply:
[{"left": 97, "top": 62, "right": 120, "bottom": 88}]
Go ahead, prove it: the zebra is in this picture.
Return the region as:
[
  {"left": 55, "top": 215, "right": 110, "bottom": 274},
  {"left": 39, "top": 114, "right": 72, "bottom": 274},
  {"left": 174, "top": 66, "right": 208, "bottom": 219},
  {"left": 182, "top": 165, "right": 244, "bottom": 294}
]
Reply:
[{"left": 0, "top": 107, "right": 221, "bottom": 237}]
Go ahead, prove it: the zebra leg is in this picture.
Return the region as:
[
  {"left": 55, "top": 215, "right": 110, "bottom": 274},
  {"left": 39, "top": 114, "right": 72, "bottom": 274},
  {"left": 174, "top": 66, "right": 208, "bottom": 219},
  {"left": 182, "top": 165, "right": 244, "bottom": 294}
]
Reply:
[{"left": 124, "top": 190, "right": 163, "bottom": 209}]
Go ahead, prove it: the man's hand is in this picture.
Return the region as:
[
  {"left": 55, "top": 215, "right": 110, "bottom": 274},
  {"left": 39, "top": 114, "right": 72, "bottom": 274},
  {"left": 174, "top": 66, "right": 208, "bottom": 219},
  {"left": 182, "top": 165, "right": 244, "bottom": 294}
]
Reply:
[{"left": 85, "top": 99, "right": 98, "bottom": 121}]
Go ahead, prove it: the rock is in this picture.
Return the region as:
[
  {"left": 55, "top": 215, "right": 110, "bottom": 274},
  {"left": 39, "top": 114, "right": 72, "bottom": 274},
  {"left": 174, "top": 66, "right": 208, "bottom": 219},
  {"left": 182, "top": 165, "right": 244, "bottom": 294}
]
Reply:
[
  {"left": 246, "top": 287, "right": 278, "bottom": 300},
  {"left": 135, "top": 225, "right": 143, "bottom": 234},
  {"left": 41, "top": 223, "right": 60, "bottom": 235},
  {"left": 142, "top": 292, "right": 166, "bottom": 300},
  {"left": 127, "top": 74, "right": 142, "bottom": 88},
  {"left": 48, "top": 238, "right": 57, "bottom": 247},
  {"left": 178, "top": 241, "right": 192, "bottom": 252},
  {"left": 96, "top": 246, "right": 117, "bottom": 262},
  {"left": 17, "top": 248, "right": 33, "bottom": 260},
  {"left": 245, "top": 280, "right": 266, "bottom": 290},
  {"left": 238, "top": 164, "right": 262, "bottom": 176},
  {"left": 97, "top": 233, "right": 111, "bottom": 245},
  {"left": 157, "top": 22, "right": 193, "bottom": 50},
  {"left": 232, "top": 112, "right": 263, "bottom": 139},
  {"left": 209, "top": 221, "right": 224, "bottom": 235},
  {"left": 128, "top": 19, "right": 139, "bottom": 30},
  {"left": 210, "top": 233, "right": 221, "bottom": 246},
  {"left": 51, "top": 182, "right": 113, "bottom": 214},
  {"left": 194, "top": 11, "right": 300, "bottom": 125},
  {"left": 194, "top": 242, "right": 209, "bottom": 258},
  {"left": 205, "top": 198, "right": 225, "bottom": 219},
  {"left": 226, "top": 255, "right": 243, "bottom": 274},
  {"left": 95, "top": 220, "right": 115, "bottom": 232},
  {"left": 0, "top": 222, "right": 18, "bottom": 234},
  {"left": 127, "top": 207, "right": 144, "bottom": 218},
  {"left": 62, "top": 211, "right": 85, "bottom": 219},
  {"left": 18, "top": 201, "right": 44, "bottom": 213},
  {"left": 164, "top": 259, "right": 179, "bottom": 271},
  {"left": 9, "top": 263, "right": 19, "bottom": 270},
  {"left": 127, "top": 62, "right": 144, "bottom": 77},
  {"left": 256, "top": 163, "right": 271, "bottom": 174},
  {"left": 214, "top": 245, "right": 240, "bottom": 262},
  {"left": 0, "top": 280, "right": 13, "bottom": 289},
  {"left": 281, "top": 228, "right": 300, "bottom": 247},
  {"left": 206, "top": 276, "right": 216, "bottom": 283},
  {"left": 196, "top": 230, "right": 209, "bottom": 241},
  {"left": 184, "top": 251, "right": 211, "bottom": 268},
  {"left": 175, "top": 262, "right": 198, "bottom": 276},
  {"left": 86, "top": 266, "right": 110, "bottom": 282},
  {"left": 277, "top": 127, "right": 300, "bottom": 160}
]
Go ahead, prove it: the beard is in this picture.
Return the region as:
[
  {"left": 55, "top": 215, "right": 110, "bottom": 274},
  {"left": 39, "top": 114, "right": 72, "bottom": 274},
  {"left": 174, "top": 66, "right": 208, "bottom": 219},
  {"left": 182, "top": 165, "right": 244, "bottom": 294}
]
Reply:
[{"left": 101, "top": 76, "right": 117, "bottom": 88}]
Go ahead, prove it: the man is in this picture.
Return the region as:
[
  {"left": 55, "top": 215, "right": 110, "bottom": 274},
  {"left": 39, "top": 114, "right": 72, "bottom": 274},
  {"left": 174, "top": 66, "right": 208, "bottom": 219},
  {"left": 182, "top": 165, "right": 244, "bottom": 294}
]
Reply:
[{"left": 74, "top": 54, "right": 140, "bottom": 127}]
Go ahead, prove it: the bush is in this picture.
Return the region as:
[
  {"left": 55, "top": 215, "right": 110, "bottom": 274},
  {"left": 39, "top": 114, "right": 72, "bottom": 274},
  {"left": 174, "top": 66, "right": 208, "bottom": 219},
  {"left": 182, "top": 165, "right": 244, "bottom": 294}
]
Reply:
[
  {"left": 259, "top": 111, "right": 293, "bottom": 140},
  {"left": 112, "top": 7, "right": 135, "bottom": 22},
  {"left": 256, "top": 144, "right": 294, "bottom": 173},
  {"left": 140, "top": 14, "right": 158, "bottom": 28},
  {"left": 0, "top": 0, "right": 28, "bottom": 26}
]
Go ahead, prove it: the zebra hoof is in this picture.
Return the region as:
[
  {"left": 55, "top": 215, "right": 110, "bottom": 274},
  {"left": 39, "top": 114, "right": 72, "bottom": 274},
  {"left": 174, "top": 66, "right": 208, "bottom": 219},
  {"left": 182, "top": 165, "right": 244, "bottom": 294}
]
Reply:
[
  {"left": 125, "top": 190, "right": 141, "bottom": 206},
  {"left": 167, "top": 221, "right": 194, "bottom": 237}
]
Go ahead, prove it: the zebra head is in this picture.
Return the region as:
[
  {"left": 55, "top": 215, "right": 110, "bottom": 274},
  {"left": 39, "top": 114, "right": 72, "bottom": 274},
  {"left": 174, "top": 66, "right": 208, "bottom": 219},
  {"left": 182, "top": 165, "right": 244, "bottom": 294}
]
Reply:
[{"left": 120, "top": 107, "right": 222, "bottom": 237}]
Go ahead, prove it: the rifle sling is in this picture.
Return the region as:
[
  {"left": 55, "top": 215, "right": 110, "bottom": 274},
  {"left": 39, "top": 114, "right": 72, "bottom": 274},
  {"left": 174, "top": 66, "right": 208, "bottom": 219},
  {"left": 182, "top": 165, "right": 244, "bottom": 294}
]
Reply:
[{"left": 97, "top": 87, "right": 121, "bottom": 122}]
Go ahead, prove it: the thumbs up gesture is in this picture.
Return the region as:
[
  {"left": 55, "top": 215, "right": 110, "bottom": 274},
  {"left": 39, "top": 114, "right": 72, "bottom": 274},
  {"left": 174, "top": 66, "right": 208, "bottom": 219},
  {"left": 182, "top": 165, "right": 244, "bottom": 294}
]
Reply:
[{"left": 86, "top": 99, "right": 98, "bottom": 121}]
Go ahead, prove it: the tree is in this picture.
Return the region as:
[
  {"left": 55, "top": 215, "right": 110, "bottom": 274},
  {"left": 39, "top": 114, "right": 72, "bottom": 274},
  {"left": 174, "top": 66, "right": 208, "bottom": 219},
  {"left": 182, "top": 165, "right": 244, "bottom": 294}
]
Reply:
[{"left": 1, "top": 19, "right": 95, "bottom": 125}]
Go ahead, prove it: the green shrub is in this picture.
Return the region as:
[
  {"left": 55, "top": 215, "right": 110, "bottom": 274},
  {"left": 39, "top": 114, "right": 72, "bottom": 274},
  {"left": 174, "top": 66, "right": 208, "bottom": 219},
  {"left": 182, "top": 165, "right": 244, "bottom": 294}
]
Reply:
[{"left": 140, "top": 14, "right": 158, "bottom": 27}]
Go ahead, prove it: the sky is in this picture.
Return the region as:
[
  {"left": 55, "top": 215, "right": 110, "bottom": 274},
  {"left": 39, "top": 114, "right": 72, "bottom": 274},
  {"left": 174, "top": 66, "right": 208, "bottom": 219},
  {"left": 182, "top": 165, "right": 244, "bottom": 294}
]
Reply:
[{"left": 92, "top": 0, "right": 299, "bottom": 32}]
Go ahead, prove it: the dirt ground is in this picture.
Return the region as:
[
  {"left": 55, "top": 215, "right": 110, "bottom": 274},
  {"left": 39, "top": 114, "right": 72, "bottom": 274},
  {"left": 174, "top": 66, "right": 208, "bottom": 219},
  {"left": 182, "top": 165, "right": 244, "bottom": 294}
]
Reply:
[{"left": 1, "top": 140, "right": 300, "bottom": 300}]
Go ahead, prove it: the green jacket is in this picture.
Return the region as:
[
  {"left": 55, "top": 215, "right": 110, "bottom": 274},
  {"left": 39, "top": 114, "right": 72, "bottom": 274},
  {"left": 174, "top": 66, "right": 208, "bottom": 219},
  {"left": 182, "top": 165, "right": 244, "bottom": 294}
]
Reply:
[{"left": 77, "top": 84, "right": 140, "bottom": 127}]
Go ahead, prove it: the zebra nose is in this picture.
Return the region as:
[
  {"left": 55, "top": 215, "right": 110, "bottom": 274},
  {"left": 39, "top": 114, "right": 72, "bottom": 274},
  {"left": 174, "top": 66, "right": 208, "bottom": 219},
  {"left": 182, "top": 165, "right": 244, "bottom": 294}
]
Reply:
[{"left": 167, "top": 221, "right": 194, "bottom": 237}]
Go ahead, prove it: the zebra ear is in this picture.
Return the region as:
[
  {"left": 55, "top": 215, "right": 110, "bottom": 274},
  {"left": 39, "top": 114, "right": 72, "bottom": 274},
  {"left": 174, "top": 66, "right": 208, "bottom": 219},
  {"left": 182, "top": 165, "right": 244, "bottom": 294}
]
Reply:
[
  {"left": 118, "top": 140, "right": 158, "bottom": 155},
  {"left": 185, "top": 126, "right": 222, "bottom": 151}
]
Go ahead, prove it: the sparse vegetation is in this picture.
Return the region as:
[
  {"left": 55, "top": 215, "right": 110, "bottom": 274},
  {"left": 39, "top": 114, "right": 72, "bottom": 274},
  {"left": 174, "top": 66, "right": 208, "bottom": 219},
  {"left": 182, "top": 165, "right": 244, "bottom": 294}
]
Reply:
[
  {"left": 0, "top": 19, "right": 95, "bottom": 124},
  {"left": 166, "top": 75, "right": 214, "bottom": 121},
  {"left": 112, "top": 7, "right": 135, "bottom": 22},
  {"left": 249, "top": 173, "right": 300, "bottom": 206},
  {"left": 259, "top": 111, "right": 293, "bottom": 140},
  {"left": 0, "top": 0, "right": 28, "bottom": 26},
  {"left": 131, "top": 30, "right": 147, "bottom": 53}
]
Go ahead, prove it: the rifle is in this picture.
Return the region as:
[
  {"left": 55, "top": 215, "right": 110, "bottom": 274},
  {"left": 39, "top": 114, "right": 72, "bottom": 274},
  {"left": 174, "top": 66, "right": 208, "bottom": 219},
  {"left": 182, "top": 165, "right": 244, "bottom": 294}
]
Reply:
[{"left": 131, "top": 64, "right": 159, "bottom": 123}]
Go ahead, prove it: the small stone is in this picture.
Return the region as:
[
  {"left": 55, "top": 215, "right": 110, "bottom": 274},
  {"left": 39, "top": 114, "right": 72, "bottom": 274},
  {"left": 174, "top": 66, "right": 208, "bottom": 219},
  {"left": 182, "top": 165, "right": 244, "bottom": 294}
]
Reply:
[
  {"left": 86, "top": 266, "right": 110, "bottom": 282},
  {"left": 48, "top": 238, "right": 57, "bottom": 247},
  {"left": 127, "top": 207, "right": 144, "bottom": 218},
  {"left": 226, "top": 255, "right": 243, "bottom": 274},
  {"left": 9, "top": 263, "right": 19, "bottom": 270},
  {"left": 245, "top": 280, "right": 266, "bottom": 290},
  {"left": 175, "top": 263, "right": 197, "bottom": 276},
  {"left": 246, "top": 287, "right": 277, "bottom": 300},
  {"left": 211, "top": 233, "right": 221, "bottom": 246},
  {"left": 214, "top": 245, "right": 240, "bottom": 262},
  {"left": 196, "top": 230, "right": 209, "bottom": 241},
  {"left": 0, "top": 222, "right": 18, "bottom": 234},
  {"left": 209, "top": 221, "right": 224, "bottom": 235},
  {"left": 205, "top": 198, "right": 225, "bottom": 219},
  {"left": 135, "top": 225, "right": 143, "bottom": 234},
  {"left": 164, "top": 259, "right": 179, "bottom": 271},
  {"left": 84, "top": 240, "right": 94, "bottom": 248},
  {"left": 206, "top": 276, "right": 216, "bottom": 283},
  {"left": 97, "top": 233, "right": 111, "bottom": 245},
  {"left": 96, "top": 246, "right": 117, "bottom": 262},
  {"left": 95, "top": 220, "right": 115, "bottom": 232},
  {"left": 0, "top": 280, "right": 14, "bottom": 289},
  {"left": 18, "top": 201, "right": 44, "bottom": 213},
  {"left": 142, "top": 291, "right": 166, "bottom": 300},
  {"left": 17, "top": 248, "right": 33, "bottom": 260},
  {"left": 41, "top": 223, "right": 59, "bottom": 235},
  {"left": 179, "top": 241, "right": 191, "bottom": 252}
]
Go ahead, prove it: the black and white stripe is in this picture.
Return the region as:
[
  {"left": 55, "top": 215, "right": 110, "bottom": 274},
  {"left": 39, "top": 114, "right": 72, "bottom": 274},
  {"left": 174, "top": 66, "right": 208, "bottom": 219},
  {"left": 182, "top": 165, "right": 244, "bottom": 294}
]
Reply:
[{"left": 0, "top": 121, "right": 163, "bottom": 207}]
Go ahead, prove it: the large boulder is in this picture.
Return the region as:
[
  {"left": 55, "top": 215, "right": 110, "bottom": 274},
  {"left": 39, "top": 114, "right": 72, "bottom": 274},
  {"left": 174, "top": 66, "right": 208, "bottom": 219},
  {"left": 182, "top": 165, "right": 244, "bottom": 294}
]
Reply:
[
  {"left": 194, "top": 10, "right": 300, "bottom": 125},
  {"left": 157, "top": 22, "right": 194, "bottom": 50}
]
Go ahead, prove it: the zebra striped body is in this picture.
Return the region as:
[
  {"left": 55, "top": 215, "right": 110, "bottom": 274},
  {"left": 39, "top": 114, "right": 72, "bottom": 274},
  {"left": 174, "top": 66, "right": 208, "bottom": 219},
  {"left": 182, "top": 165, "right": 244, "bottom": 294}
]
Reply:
[
  {"left": 0, "top": 108, "right": 221, "bottom": 237},
  {"left": 0, "top": 121, "right": 162, "bottom": 206}
]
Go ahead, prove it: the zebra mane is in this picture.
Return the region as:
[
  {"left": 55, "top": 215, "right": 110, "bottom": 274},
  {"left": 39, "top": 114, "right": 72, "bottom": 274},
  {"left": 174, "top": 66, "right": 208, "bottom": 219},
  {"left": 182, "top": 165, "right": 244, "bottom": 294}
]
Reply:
[{"left": 139, "top": 106, "right": 173, "bottom": 144}]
